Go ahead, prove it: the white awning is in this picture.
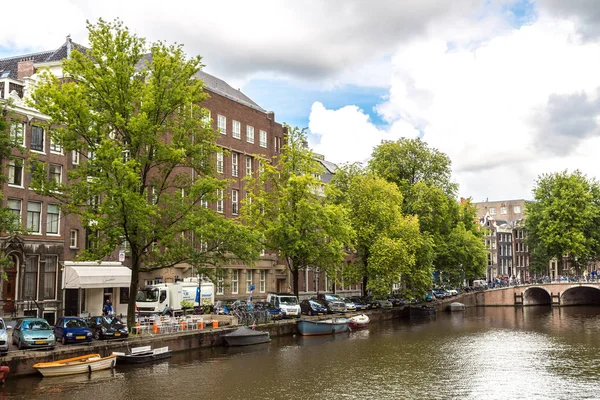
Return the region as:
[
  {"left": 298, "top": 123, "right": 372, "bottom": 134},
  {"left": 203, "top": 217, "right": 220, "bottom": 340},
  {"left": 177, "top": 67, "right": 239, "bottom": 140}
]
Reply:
[{"left": 64, "top": 265, "right": 132, "bottom": 289}]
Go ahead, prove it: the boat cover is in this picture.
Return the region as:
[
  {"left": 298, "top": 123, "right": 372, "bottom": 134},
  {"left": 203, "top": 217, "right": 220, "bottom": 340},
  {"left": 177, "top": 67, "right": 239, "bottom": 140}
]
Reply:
[{"left": 222, "top": 326, "right": 268, "bottom": 337}]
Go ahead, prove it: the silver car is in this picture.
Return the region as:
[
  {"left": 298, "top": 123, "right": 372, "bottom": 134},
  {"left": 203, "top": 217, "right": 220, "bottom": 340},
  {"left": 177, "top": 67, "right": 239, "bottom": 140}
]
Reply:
[{"left": 0, "top": 318, "right": 9, "bottom": 355}]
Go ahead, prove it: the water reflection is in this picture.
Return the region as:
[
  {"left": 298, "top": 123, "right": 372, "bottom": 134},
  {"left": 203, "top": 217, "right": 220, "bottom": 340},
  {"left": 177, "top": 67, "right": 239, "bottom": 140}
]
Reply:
[{"left": 3, "top": 307, "right": 600, "bottom": 399}]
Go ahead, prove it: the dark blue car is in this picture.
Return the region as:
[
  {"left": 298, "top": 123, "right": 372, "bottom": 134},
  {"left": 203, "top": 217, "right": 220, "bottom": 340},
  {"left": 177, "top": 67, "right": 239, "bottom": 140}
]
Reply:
[{"left": 54, "top": 316, "right": 92, "bottom": 345}]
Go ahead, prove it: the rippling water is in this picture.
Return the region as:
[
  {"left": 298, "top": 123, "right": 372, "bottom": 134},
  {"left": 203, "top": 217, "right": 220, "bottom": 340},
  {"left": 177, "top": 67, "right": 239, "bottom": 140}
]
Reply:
[{"left": 5, "top": 307, "right": 600, "bottom": 400}]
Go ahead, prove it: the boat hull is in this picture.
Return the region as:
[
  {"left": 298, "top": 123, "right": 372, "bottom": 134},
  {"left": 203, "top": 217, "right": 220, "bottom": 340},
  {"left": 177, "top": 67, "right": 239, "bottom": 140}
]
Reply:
[
  {"left": 116, "top": 351, "right": 172, "bottom": 364},
  {"left": 222, "top": 326, "right": 271, "bottom": 346},
  {"left": 409, "top": 305, "right": 437, "bottom": 317},
  {"left": 348, "top": 314, "right": 370, "bottom": 329},
  {"left": 447, "top": 302, "right": 466, "bottom": 312},
  {"left": 297, "top": 319, "right": 350, "bottom": 336},
  {"left": 34, "top": 354, "right": 117, "bottom": 377}
]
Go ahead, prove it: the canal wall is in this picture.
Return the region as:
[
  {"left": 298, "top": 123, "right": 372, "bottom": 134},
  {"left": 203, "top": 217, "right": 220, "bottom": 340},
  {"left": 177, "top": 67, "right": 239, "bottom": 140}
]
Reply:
[{"left": 5, "top": 308, "right": 405, "bottom": 377}]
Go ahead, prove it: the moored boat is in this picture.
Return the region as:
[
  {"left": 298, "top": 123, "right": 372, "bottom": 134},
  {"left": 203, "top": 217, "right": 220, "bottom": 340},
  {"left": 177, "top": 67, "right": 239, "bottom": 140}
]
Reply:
[
  {"left": 447, "top": 302, "right": 466, "bottom": 312},
  {"left": 409, "top": 305, "right": 437, "bottom": 317},
  {"left": 33, "top": 354, "right": 116, "bottom": 377},
  {"left": 348, "top": 314, "right": 370, "bottom": 329},
  {"left": 222, "top": 326, "right": 271, "bottom": 346},
  {"left": 297, "top": 318, "right": 350, "bottom": 336},
  {"left": 113, "top": 346, "right": 172, "bottom": 364}
]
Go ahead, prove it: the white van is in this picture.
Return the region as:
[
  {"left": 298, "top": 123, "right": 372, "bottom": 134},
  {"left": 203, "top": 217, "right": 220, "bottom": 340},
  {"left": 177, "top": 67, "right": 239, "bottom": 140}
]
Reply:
[{"left": 265, "top": 293, "right": 301, "bottom": 318}]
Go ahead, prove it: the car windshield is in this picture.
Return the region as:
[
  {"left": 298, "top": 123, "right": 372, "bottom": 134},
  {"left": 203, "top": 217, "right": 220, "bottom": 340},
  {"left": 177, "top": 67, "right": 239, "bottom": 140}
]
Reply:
[
  {"left": 104, "top": 317, "right": 123, "bottom": 326},
  {"left": 23, "top": 320, "right": 50, "bottom": 330},
  {"left": 309, "top": 301, "right": 322, "bottom": 307},
  {"left": 324, "top": 295, "right": 341, "bottom": 301},
  {"left": 136, "top": 288, "right": 159, "bottom": 302},
  {"left": 65, "top": 319, "right": 87, "bottom": 328},
  {"left": 0, "top": 320, "right": 4, "bottom": 329},
  {"left": 279, "top": 296, "right": 298, "bottom": 305}
]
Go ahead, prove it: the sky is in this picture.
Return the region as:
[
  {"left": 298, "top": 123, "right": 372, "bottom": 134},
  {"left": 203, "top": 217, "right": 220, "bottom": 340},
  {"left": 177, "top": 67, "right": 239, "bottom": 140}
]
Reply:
[{"left": 2, "top": 0, "right": 600, "bottom": 202}]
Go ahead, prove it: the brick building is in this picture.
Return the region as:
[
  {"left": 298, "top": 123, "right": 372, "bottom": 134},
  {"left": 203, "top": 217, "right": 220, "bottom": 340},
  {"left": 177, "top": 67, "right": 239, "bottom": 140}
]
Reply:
[{"left": 0, "top": 38, "right": 291, "bottom": 319}]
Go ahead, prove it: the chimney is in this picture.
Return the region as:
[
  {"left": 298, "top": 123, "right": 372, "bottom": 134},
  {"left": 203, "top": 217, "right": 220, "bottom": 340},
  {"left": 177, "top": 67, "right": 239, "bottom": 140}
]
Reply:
[
  {"left": 17, "top": 59, "right": 35, "bottom": 80},
  {"left": 66, "top": 34, "right": 72, "bottom": 59},
  {"left": 266, "top": 111, "right": 274, "bottom": 120}
]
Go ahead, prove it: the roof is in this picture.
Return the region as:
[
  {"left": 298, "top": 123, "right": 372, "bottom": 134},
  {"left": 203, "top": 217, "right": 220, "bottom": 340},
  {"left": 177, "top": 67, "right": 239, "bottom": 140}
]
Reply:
[
  {"left": 0, "top": 39, "right": 86, "bottom": 80},
  {"left": 136, "top": 53, "right": 265, "bottom": 112}
]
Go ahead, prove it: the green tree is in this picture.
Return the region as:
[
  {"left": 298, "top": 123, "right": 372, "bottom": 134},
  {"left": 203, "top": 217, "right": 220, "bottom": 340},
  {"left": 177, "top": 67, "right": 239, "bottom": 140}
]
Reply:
[
  {"left": 330, "top": 167, "right": 433, "bottom": 297},
  {"left": 30, "top": 19, "right": 260, "bottom": 329},
  {"left": 0, "top": 105, "right": 24, "bottom": 274},
  {"left": 243, "top": 125, "right": 354, "bottom": 297},
  {"left": 526, "top": 170, "right": 600, "bottom": 275}
]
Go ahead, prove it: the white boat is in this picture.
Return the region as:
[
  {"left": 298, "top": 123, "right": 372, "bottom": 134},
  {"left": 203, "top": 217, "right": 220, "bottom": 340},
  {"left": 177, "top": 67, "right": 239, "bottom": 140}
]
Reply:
[
  {"left": 33, "top": 353, "right": 117, "bottom": 377},
  {"left": 113, "top": 346, "right": 172, "bottom": 364},
  {"left": 348, "top": 314, "right": 370, "bottom": 329},
  {"left": 448, "top": 302, "right": 466, "bottom": 312}
]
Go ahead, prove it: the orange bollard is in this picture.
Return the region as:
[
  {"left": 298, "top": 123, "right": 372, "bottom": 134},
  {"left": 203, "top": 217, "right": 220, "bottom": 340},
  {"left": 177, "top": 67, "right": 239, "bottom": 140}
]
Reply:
[
  {"left": 135, "top": 322, "right": 141, "bottom": 334},
  {"left": 180, "top": 320, "right": 187, "bottom": 331},
  {"left": 152, "top": 321, "right": 160, "bottom": 334},
  {"left": 212, "top": 320, "right": 219, "bottom": 329},
  {"left": 198, "top": 321, "right": 204, "bottom": 330}
]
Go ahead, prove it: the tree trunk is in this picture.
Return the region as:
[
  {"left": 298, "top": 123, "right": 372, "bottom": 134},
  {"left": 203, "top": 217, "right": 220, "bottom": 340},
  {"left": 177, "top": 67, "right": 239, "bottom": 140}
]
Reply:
[
  {"left": 292, "top": 267, "right": 299, "bottom": 297},
  {"left": 127, "top": 252, "right": 140, "bottom": 331},
  {"left": 362, "top": 275, "right": 368, "bottom": 297}
]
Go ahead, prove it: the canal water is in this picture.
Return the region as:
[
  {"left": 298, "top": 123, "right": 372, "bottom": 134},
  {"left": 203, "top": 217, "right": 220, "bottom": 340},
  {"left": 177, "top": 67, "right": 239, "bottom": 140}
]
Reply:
[{"left": 4, "top": 307, "right": 600, "bottom": 400}]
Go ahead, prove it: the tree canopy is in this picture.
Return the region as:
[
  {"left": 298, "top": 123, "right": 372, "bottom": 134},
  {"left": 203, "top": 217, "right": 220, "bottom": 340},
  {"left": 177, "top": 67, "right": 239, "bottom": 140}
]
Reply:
[
  {"left": 30, "top": 19, "right": 260, "bottom": 328},
  {"left": 526, "top": 170, "right": 600, "bottom": 274},
  {"left": 243, "top": 125, "right": 354, "bottom": 297}
]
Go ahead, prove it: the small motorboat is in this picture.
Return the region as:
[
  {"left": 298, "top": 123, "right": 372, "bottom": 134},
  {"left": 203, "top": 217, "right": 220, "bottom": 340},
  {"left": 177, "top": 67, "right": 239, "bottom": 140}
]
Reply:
[
  {"left": 409, "top": 305, "right": 437, "bottom": 317},
  {"left": 348, "top": 314, "right": 370, "bottom": 329},
  {"left": 112, "top": 346, "right": 172, "bottom": 364},
  {"left": 447, "top": 302, "right": 466, "bottom": 312},
  {"left": 33, "top": 354, "right": 116, "bottom": 377},
  {"left": 297, "top": 318, "right": 350, "bottom": 336},
  {"left": 222, "top": 326, "right": 271, "bottom": 346}
]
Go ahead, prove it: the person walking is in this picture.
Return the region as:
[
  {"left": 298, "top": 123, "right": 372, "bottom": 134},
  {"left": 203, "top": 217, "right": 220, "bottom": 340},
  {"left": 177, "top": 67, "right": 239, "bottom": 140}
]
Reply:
[{"left": 103, "top": 299, "right": 113, "bottom": 316}]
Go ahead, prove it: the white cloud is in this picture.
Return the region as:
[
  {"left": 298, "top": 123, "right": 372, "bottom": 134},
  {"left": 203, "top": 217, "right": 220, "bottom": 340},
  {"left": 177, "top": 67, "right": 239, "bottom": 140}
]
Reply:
[{"left": 309, "top": 13, "right": 600, "bottom": 201}]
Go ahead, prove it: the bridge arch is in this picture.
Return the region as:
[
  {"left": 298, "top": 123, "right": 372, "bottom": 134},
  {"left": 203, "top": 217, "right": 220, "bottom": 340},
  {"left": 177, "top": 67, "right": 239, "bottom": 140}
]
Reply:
[
  {"left": 523, "top": 287, "right": 552, "bottom": 306},
  {"left": 561, "top": 286, "right": 600, "bottom": 306}
]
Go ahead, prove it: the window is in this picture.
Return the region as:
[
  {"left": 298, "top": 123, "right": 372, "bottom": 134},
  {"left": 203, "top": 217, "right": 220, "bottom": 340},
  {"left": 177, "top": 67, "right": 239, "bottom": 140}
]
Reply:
[
  {"left": 43, "top": 255, "right": 57, "bottom": 300},
  {"left": 7, "top": 199, "right": 21, "bottom": 228},
  {"left": 489, "top": 207, "right": 496, "bottom": 215},
  {"left": 10, "top": 122, "right": 25, "bottom": 146},
  {"left": 232, "top": 120, "right": 241, "bottom": 139},
  {"left": 47, "top": 204, "right": 60, "bottom": 234},
  {"left": 232, "top": 152, "right": 238, "bottom": 177},
  {"left": 246, "top": 125, "right": 255, "bottom": 143},
  {"left": 49, "top": 137, "right": 63, "bottom": 154},
  {"left": 7, "top": 159, "right": 23, "bottom": 187},
  {"left": 232, "top": 189, "right": 239, "bottom": 215},
  {"left": 120, "top": 288, "right": 129, "bottom": 304},
  {"left": 203, "top": 109, "right": 211, "bottom": 124},
  {"left": 216, "top": 189, "right": 223, "bottom": 213},
  {"left": 259, "top": 130, "right": 267, "bottom": 148},
  {"left": 246, "top": 156, "right": 252, "bottom": 176},
  {"left": 49, "top": 164, "right": 62, "bottom": 185},
  {"left": 31, "top": 126, "right": 44, "bottom": 152},
  {"left": 217, "top": 115, "right": 226, "bottom": 135},
  {"left": 216, "top": 272, "right": 224, "bottom": 295},
  {"left": 500, "top": 206, "right": 507, "bottom": 214},
  {"left": 200, "top": 195, "right": 208, "bottom": 208},
  {"left": 72, "top": 150, "right": 80, "bottom": 165},
  {"left": 70, "top": 230, "right": 78, "bottom": 248},
  {"left": 27, "top": 201, "right": 42, "bottom": 233},
  {"left": 260, "top": 270, "right": 266, "bottom": 293},
  {"left": 216, "top": 151, "right": 224, "bottom": 173},
  {"left": 24, "top": 256, "right": 38, "bottom": 300},
  {"left": 513, "top": 206, "right": 521, "bottom": 214},
  {"left": 246, "top": 270, "right": 253, "bottom": 293},
  {"left": 231, "top": 270, "right": 239, "bottom": 294}
]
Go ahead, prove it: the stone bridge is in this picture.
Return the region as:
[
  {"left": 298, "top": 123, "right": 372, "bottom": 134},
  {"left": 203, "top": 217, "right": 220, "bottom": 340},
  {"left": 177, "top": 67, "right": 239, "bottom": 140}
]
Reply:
[{"left": 458, "top": 283, "right": 600, "bottom": 307}]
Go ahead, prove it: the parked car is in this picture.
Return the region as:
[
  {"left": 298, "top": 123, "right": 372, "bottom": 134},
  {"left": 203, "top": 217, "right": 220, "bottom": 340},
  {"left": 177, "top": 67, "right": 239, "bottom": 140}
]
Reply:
[
  {"left": 349, "top": 297, "right": 369, "bottom": 311},
  {"left": 445, "top": 288, "right": 459, "bottom": 296},
  {"left": 373, "top": 299, "right": 393, "bottom": 308},
  {"left": 388, "top": 297, "right": 405, "bottom": 307},
  {"left": 316, "top": 294, "right": 347, "bottom": 313},
  {"left": 432, "top": 289, "right": 447, "bottom": 299},
  {"left": 54, "top": 316, "right": 93, "bottom": 345},
  {"left": 0, "top": 318, "right": 8, "bottom": 355},
  {"left": 341, "top": 298, "right": 357, "bottom": 312},
  {"left": 253, "top": 301, "right": 283, "bottom": 320},
  {"left": 12, "top": 318, "right": 56, "bottom": 350},
  {"left": 300, "top": 300, "right": 328, "bottom": 316},
  {"left": 86, "top": 316, "right": 129, "bottom": 340}
]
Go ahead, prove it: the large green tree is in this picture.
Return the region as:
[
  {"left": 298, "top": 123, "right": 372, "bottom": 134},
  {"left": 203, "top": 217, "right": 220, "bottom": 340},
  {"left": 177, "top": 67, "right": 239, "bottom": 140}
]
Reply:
[
  {"left": 330, "top": 166, "right": 433, "bottom": 297},
  {"left": 243, "top": 126, "right": 354, "bottom": 297},
  {"left": 369, "top": 138, "right": 486, "bottom": 286},
  {"left": 526, "top": 170, "right": 600, "bottom": 275},
  {"left": 30, "top": 19, "right": 260, "bottom": 328}
]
